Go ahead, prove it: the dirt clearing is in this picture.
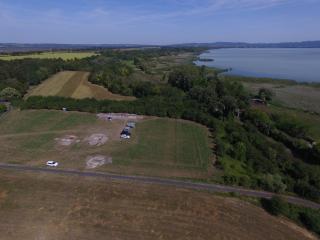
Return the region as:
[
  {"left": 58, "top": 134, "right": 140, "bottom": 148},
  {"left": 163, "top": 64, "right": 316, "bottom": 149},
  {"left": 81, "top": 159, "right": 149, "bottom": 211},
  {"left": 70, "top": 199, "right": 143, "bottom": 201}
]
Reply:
[
  {"left": 84, "top": 133, "right": 108, "bottom": 146},
  {"left": 55, "top": 135, "right": 80, "bottom": 146},
  {"left": 86, "top": 155, "right": 112, "bottom": 169}
]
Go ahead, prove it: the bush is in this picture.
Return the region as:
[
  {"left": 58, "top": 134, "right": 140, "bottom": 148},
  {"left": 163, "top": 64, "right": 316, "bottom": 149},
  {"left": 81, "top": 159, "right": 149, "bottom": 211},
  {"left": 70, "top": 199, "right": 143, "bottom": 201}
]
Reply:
[
  {"left": 0, "top": 87, "right": 21, "bottom": 100},
  {"left": 258, "top": 88, "right": 274, "bottom": 102},
  {"left": 261, "top": 196, "right": 288, "bottom": 216},
  {"left": 299, "top": 211, "right": 320, "bottom": 234},
  {"left": 259, "top": 174, "right": 287, "bottom": 193},
  {"left": 0, "top": 104, "right": 7, "bottom": 113}
]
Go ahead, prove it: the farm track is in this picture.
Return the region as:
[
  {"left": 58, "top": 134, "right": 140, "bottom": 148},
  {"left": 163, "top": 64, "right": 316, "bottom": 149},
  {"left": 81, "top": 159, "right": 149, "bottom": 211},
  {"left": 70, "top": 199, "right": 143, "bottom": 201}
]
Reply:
[
  {"left": 0, "top": 130, "right": 84, "bottom": 138},
  {"left": 0, "top": 163, "right": 319, "bottom": 210}
]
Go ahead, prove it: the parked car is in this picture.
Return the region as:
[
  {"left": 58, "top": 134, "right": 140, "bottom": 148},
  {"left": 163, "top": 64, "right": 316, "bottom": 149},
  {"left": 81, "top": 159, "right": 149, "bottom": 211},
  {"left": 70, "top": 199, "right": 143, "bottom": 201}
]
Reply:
[
  {"left": 124, "top": 127, "right": 131, "bottom": 132},
  {"left": 46, "top": 161, "right": 59, "bottom": 167},
  {"left": 120, "top": 133, "right": 131, "bottom": 139}
]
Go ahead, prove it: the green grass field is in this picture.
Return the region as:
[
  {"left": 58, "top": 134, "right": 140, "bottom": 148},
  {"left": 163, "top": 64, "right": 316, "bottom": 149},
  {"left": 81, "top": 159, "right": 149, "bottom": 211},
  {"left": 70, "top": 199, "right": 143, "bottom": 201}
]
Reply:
[
  {"left": 0, "top": 52, "right": 97, "bottom": 61},
  {"left": 112, "top": 118, "right": 211, "bottom": 170},
  {"left": 0, "top": 110, "right": 212, "bottom": 179}
]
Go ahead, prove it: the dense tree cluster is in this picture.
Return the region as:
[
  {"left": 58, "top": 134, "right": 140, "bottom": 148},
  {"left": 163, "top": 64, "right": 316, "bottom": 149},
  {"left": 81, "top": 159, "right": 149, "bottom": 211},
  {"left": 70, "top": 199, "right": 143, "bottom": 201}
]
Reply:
[{"left": 0, "top": 58, "right": 65, "bottom": 95}]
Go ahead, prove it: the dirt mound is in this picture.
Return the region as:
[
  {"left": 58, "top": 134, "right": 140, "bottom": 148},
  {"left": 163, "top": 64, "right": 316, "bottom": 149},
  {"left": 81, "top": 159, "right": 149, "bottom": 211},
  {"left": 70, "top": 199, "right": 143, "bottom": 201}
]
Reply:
[
  {"left": 85, "top": 134, "right": 108, "bottom": 146},
  {"left": 86, "top": 155, "right": 112, "bottom": 169},
  {"left": 55, "top": 135, "right": 80, "bottom": 146}
]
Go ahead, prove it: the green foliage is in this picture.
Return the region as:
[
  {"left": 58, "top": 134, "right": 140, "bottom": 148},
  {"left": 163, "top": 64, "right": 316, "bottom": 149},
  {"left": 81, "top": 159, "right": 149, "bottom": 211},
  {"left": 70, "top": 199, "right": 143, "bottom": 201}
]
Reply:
[
  {"left": 299, "top": 211, "right": 320, "bottom": 234},
  {"left": 261, "top": 196, "right": 288, "bottom": 216},
  {"left": 259, "top": 174, "right": 287, "bottom": 193},
  {"left": 258, "top": 88, "right": 274, "bottom": 101},
  {"left": 272, "top": 113, "right": 309, "bottom": 139},
  {"left": 262, "top": 197, "right": 320, "bottom": 235},
  {"left": 245, "top": 109, "right": 273, "bottom": 134},
  {"left": 168, "top": 65, "right": 205, "bottom": 91},
  {"left": 0, "top": 58, "right": 64, "bottom": 94},
  {"left": 0, "top": 103, "right": 7, "bottom": 113}
]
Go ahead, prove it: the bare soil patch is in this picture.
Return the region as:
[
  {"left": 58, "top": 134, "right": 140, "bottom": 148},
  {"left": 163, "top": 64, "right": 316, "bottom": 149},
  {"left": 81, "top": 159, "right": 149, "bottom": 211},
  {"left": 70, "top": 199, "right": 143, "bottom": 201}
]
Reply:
[
  {"left": 84, "top": 133, "right": 108, "bottom": 146},
  {"left": 86, "top": 155, "right": 112, "bottom": 169},
  {"left": 55, "top": 135, "right": 80, "bottom": 146}
]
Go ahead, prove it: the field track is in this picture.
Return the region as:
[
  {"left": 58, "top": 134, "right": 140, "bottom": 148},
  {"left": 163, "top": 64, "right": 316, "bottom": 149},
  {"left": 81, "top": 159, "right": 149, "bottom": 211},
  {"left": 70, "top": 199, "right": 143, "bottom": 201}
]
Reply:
[{"left": 0, "top": 163, "right": 319, "bottom": 209}]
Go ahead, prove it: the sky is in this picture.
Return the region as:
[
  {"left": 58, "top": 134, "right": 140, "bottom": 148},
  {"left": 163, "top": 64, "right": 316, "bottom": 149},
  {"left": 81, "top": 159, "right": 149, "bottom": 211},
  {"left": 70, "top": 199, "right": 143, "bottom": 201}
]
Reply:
[{"left": 0, "top": 0, "right": 320, "bottom": 44}]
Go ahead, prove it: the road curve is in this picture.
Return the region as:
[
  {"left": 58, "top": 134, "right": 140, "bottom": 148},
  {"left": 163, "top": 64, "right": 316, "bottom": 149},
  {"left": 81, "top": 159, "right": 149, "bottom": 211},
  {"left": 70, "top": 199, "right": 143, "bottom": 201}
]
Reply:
[{"left": 0, "top": 163, "right": 319, "bottom": 209}]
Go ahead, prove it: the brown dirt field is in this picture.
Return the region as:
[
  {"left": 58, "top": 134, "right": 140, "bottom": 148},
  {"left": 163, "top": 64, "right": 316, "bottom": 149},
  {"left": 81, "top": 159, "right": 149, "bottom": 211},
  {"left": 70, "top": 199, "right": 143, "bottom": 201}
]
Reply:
[
  {"left": 27, "top": 71, "right": 135, "bottom": 101},
  {"left": 0, "top": 170, "right": 316, "bottom": 240}
]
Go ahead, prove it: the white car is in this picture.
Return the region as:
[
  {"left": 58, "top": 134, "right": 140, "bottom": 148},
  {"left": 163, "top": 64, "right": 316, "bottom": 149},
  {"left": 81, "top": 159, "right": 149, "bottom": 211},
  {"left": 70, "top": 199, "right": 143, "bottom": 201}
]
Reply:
[
  {"left": 120, "top": 134, "right": 131, "bottom": 139},
  {"left": 46, "top": 161, "right": 59, "bottom": 167}
]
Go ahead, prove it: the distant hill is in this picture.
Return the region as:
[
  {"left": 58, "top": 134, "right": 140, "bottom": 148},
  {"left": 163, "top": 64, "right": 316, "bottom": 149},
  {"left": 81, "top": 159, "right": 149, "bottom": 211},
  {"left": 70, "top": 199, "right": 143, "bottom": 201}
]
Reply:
[
  {"left": 0, "top": 43, "right": 154, "bottom": 53},
  {"left": 170, "top": 41, "right": 320, "bottom": 48},
  {"left": 1, "top": 41, "right": 320, "bottom": 53}
]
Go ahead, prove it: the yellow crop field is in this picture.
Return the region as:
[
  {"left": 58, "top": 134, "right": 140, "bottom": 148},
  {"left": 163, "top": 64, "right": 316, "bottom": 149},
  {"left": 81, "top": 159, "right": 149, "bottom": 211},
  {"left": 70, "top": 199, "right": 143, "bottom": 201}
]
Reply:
[
  {"left": 0, "top": 52, "right": 97, "bottom": 60},
  {"left": 26, "top": 71, "right": 135, "bottom": 101}
]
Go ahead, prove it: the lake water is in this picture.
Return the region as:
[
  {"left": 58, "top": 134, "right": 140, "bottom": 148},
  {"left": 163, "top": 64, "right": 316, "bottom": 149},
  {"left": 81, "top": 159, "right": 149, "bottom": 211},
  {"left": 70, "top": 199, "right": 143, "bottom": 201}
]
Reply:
[{"left": 195, "top": 48, "right": 320, "bottom": 82}]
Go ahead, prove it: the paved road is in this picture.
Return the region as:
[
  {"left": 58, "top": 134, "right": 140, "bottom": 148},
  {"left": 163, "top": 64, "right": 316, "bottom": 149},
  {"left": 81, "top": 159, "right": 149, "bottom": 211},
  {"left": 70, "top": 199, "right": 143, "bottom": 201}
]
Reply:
[{"left": 0, "top": 163, "right": 319, "bottom": 209}]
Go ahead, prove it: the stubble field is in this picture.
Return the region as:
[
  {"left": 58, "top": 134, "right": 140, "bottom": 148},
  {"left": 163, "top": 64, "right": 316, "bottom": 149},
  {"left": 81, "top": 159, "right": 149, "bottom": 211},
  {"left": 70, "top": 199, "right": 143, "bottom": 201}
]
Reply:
[
  {"left": 26, "top": 71, "right": 135, "bottom": 101},
  {"left": 0, "top": 170, "right": 316, "bottom": 240}
]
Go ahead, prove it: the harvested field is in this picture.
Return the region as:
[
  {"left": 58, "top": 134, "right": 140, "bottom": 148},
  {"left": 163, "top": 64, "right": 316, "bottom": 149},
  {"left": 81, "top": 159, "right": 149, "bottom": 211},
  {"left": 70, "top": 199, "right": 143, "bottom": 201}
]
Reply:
[
  {"left": 0, "top": 170, "right": 316, "bottom": 240},
  {"left": 27, "top": 71, "right": 135, "bottom": 101},
  {"left": 0, "top": 51, "right": 97, "bottom": 61}
]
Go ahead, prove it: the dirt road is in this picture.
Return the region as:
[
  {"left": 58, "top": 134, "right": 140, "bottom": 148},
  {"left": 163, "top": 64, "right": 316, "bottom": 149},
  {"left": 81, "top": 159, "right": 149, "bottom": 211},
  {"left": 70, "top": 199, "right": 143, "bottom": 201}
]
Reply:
[{"left": 0, "top": 162, "right": 319, "bottom": 209}]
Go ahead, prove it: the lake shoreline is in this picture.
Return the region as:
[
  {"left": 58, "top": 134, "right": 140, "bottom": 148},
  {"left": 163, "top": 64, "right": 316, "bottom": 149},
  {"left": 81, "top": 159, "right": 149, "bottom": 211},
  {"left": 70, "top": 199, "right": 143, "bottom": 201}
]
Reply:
[{"left": 195, "top": 48, "right": 320, "bottom": 84}]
